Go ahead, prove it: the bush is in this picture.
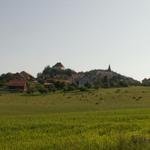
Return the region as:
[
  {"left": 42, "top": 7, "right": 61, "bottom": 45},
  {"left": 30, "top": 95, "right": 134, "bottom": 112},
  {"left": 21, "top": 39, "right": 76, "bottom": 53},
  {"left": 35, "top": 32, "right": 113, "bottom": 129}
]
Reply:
[
  {"left": 36, "top": 84, "right": 48, "bottom": 94},
  {"left": 54, "top": 81, "right": 66, "bottom": 90},
  {"left": 26, "top": 82, "right": 37, "bottom": 94},
  {"left": 79, "top": 87, "right": 88, "bottom": 92},
  {"left": 63, "top": 84, "right": 77, "bottom": 92},
  {"left": 47, "top": 84, "right": 57, "bottom": 92},
  {"left": 27, "top": 82, "right": 48, "bottom": 94},
  {"left": 119, "top": 80, "right": 128, "bottom": 87},
  {"left": 94, "top": 85, "right": 99, "bottom": 89},
  {"left": 84, "top": 82, "right": 92, "bottom": 88},
  {"left": 142, "top": 78, "right": 150, "bottom": 86}
]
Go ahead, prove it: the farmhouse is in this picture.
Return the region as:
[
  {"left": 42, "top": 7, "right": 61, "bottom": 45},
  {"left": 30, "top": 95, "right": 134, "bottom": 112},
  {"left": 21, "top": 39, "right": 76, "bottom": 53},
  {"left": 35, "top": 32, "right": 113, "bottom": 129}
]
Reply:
[{"left": 8, "top": 80, "right": 27, "bottom": 92}]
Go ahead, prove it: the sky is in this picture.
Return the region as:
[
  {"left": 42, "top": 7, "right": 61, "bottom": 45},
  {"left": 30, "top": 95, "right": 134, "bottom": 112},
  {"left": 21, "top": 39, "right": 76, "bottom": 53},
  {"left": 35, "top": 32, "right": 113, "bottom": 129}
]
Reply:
[{"left": 0, "top": 0, "right": 150, "bottom": 81}]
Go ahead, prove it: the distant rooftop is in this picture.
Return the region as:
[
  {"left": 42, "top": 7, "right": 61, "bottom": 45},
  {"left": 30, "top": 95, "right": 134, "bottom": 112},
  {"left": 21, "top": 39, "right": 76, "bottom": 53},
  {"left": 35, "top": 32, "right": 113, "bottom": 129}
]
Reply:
[
  {"left": 52, "top": 62, "right": 65, "bottom": 70},
  {"left": 8, "top": 80, "right": 26, "bottom": 87}
]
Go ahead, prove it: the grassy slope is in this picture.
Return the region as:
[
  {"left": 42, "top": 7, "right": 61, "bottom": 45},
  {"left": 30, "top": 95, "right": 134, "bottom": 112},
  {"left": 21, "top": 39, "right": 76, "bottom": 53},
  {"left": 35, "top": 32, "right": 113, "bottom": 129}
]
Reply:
[{"left": 0, "top": 86, "right": 150, "bottom": 150}]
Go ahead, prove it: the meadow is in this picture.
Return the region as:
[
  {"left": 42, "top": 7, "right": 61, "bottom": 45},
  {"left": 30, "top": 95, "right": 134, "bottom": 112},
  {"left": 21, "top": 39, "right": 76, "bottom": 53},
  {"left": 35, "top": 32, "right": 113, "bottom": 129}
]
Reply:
[{"left": 0, "top": 86, "right": 150, "bottom": 150}]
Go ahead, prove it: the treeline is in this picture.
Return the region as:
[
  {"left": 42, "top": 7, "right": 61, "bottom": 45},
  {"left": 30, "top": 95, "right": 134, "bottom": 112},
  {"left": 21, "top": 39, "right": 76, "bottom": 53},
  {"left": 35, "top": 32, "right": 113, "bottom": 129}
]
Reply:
[{"left": 0, "top": 62, "right": 150, "bottom": 93}]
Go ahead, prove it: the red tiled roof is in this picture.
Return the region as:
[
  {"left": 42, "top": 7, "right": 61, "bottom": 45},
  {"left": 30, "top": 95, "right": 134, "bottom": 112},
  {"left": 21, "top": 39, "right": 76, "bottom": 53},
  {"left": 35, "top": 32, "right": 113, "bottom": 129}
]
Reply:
[{"left": 8, "top": 80, "right": 26, "bottom": 87}]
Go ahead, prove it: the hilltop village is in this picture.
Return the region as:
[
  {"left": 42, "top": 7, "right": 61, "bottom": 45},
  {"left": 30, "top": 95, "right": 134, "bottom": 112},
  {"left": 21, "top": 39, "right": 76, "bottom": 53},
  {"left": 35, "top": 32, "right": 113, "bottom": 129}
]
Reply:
[{"left": 0, "top": 62, "right": 147, "bottom": 93}]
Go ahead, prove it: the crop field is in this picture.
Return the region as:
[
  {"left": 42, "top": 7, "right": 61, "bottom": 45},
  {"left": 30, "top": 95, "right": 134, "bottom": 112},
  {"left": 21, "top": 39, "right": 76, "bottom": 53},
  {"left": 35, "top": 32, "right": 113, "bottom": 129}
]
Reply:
[{"left": 0, "top": 86, "right": 150, "bottom": 150}]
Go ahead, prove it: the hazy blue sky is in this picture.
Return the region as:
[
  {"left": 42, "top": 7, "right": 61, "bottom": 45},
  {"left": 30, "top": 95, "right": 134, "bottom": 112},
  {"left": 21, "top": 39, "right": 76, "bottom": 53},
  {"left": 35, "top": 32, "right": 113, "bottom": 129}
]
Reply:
[{"left": 0, "top": 0, "right": 150, "bottom": 80}]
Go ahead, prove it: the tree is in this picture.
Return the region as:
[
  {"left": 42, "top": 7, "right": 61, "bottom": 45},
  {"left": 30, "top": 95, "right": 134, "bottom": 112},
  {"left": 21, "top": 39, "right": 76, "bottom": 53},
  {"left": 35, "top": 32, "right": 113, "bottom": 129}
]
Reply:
[
  {"left": 142, "top": 78, "right": 150, "bottom": 86},
  {"left": 84, "top": 82, "right": 92, "bottom": 88},
  {"left": 26, "top": 82, "right": 37, "bottom": 94},
  {"left": 36, "top": 84, "right": 48, "bottom": 94}
]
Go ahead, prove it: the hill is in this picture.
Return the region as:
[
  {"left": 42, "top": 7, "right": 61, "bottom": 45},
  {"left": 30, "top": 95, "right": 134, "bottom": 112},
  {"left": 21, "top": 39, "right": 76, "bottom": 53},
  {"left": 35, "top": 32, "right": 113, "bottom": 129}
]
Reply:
[
  {"left": 37, "top": 63, "right": 140, "bottom": 89},
  {"left": 0, "top": 63, "right": 141, "bottom": 91},
  {"left": 73, "top": 69, "right": 140, "bottom": 88}
]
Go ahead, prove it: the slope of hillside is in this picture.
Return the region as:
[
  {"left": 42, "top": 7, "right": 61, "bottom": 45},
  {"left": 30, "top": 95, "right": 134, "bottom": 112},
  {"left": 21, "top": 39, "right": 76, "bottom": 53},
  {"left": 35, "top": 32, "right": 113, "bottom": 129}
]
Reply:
[
  {"left": 37, "top": 63, "right": 140, "bottom": 88},
  {"left": 73, "top": 69, "right": 140, "bottom": 88},
  {"left": 0, "top": 63, "right": 141, "bottom": 90}
]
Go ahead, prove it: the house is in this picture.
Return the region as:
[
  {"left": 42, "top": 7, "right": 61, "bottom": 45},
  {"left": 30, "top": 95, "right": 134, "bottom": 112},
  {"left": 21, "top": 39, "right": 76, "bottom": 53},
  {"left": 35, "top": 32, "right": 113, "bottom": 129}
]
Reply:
[
  {"left": 52, "top": 62, "right": 65, "bottom": 70},
  {"left": 20, "top": 71, "right": 35, "bottom": 81},
  {"left": 8, "top": 80, "right": 27, "bottom": 92}
]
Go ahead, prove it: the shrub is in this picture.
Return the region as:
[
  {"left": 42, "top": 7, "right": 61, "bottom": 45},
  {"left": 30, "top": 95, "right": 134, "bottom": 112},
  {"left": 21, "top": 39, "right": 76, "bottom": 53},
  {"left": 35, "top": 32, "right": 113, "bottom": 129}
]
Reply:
[
  {"left": 48, "top": 84, "right": 57, "bottom": 92},
  {"left": 63, "top": 84, "right": 77, "bottom": 92},
  {"left": 84, "top": 82, "right": 92, "bottom": 88},
  {"left": 36, "top": 84, "right": 48, "bottom": 94},
  {"left": 27, "top": 82, "right": 48, "bottom": 94},
  {"left": 142, "top": 78, "right": 150, "bottom": 86},
  {"left": 26, "top": 82, "right": 37, "bottom": 94},
  {"left": 54, "top": 81, "right": 66, "bottom": 90},
  {"left": 79, "top": 87, "right": 88, "bottom": 92}
]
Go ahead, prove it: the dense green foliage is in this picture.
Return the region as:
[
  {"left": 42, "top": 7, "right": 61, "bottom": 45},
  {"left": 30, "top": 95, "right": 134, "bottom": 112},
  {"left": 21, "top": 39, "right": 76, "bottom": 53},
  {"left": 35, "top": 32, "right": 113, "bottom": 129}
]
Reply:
[
  {"left": 0, "top": 63, "right": 142, "bottom": 92},
  {"left": 81, "top": 70, "right": 141, "bottom": 88},
  {"left": 36, "top": 64, "right": 141, "bottom": 90},
  {"left": 0, "top": 87, "right": 150, "bottom": 149},
  {"left": 142, "top": 78, "right": 150, "bottom": 86},
  {"left": 37, "top": 66, "right": 76, "bottom": 83},
  {"left": 0, "top": 73, "right": 13, "bottom": 86},
  {"left": 27, "top": 82, "right": 48, "bottom": 94}
]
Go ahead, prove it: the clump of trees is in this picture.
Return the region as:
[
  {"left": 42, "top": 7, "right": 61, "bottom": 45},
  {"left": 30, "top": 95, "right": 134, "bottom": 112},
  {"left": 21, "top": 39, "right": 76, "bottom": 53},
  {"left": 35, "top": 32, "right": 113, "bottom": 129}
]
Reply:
[
  {"left": 75, "top": 70, "right": 141, "bottom": 89},
  {"left": 83, "top": 75, "right": 137, "bottom": 89},
  {"left": 27, "top": 82, "right": 48, "bottom": 94},
  {"left": 0, "top": 73, "right": 13, "bottom": 87},
  {"left": 79, "top": 87, "right": 88, "bottom": 92},
  {"left": 36, "top": 65, "right": 78, "bottom": 93},
  {"left": 37, "top": 66, "right": 76, "bottom": 84},
  {"left": 142, "top": 78, "right": 150, "bottom": 86},
  {"left": 63, "top": 84, "right": 78, "bottom": 92},
  {"left": 0, "top": 64, "right": 143, "bottom": 94}
]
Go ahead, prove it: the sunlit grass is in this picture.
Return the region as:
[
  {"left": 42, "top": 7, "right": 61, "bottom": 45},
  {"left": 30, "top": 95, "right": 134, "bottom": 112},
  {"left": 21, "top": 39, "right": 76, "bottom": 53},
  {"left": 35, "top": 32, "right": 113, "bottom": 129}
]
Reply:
[{"left": 0, "top": 86, "right": 150, "bottom": 149}]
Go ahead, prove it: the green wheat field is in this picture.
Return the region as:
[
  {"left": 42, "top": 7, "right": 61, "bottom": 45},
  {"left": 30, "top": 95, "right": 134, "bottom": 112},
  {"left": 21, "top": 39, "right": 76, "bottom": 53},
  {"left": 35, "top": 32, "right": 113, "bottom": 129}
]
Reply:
[{"left": 0, "top": 86, "right": 150, "bottom": 150}]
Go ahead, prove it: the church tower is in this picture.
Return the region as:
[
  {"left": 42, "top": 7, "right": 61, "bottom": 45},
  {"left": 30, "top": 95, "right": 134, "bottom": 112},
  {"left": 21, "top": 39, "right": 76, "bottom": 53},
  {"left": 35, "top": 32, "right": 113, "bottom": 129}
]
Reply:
[{"left": 108, "top": 65, "right": 111, "bottom": 72}]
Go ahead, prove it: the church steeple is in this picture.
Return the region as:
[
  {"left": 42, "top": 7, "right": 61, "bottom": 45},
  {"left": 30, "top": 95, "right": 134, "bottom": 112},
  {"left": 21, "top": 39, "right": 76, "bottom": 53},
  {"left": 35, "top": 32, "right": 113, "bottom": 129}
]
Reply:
[{"left": 108, "top": 65, "right": 111, "bottom": 72}]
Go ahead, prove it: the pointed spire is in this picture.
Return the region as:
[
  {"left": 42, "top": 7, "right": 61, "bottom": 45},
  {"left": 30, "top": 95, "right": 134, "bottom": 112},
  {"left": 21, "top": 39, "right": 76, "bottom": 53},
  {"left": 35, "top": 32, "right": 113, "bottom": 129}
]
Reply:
[{"left": 108, "top": 65, "right": 111, "bottom": 72}]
